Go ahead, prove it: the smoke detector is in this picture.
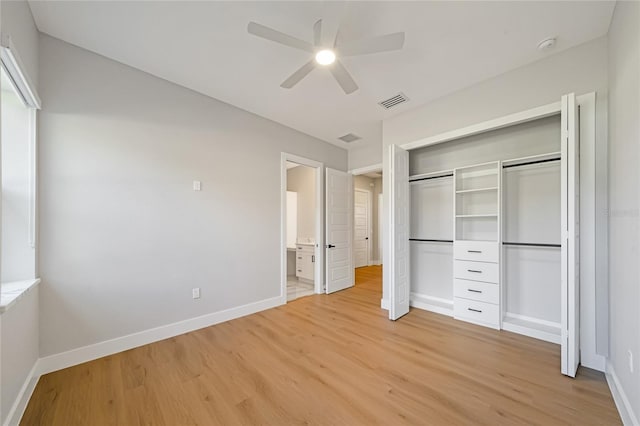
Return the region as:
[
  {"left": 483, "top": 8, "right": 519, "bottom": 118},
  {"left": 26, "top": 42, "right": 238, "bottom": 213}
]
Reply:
[{"left": 537, "top": 37, "right": 556, "bottom": 51}]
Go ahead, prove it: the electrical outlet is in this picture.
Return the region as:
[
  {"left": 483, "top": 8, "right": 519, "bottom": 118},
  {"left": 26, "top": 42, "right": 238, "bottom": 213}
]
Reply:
[
  {"left": 192, "top": 288, "right": 201, "bottom": 299},
  {"left": 629, "top": 350, "right": 634, "bottom": 373},
  {"left": 193, "top": 181, "right": 201, "bottom": 191}
]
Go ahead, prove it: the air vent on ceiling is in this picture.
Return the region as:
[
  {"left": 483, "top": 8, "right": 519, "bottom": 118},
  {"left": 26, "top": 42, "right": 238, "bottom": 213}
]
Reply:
[
  {"left": 378, "top": 92, "right": 409, "bottom": 109},
  {"left": 338, "top": 133, "right": 362, "bottom": 143}
]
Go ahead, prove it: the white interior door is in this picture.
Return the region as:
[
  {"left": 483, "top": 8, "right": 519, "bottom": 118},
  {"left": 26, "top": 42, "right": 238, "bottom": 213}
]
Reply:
[
  {"left": 325, "top": 168, "right": 354, "bottom": 293},
  {"left": 354, "top": 189, "right": 370, "bottom": 268},
  {"left": 389, "top": 145, "right": 410, "bottom": 320},
  {"left": 561, "top": 93, "right": 580, "bottom": 377}
]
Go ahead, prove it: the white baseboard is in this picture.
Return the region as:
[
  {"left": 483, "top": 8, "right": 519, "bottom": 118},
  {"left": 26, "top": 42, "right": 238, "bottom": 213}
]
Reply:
[
  {"left": 380, "top": 299, "right": 389, "bottom": 310},
  {"left": 410, "top": 293, "right": 453, "bottom": 317},
  {"left": 3, "top": 362, "right": 40, "bottom": 426},
  {"left": 606, "top": 361, "right": 639, "bottom": 426},
  {"left": 36, "top": 295, "right": 285, "bottom": 376},
  {"left": 370, "top": 259, "right": 382, "bottom": 266}
]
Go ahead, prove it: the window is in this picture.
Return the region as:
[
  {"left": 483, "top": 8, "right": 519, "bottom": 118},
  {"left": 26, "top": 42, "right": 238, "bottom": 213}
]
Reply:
[{"left": 0, "top": 37, "right": 40, "bottom": 299}]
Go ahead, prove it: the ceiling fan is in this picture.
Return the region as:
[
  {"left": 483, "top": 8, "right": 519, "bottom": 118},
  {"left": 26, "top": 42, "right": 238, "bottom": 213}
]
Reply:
[{"left": 247, "top": 17, "right": 405, "bottom": 94}]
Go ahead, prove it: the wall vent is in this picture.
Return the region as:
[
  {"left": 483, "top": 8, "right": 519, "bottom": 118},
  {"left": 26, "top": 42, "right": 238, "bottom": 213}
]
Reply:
[
  {"left": 378, "top": 92, "right": 409, "bottom": 109},
  {"left": 338, "top": 133, "right": 362, "bottom": 143}
]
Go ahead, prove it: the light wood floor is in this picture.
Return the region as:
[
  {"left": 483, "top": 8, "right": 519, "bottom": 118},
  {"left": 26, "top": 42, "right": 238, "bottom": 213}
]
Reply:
[{"left": 22, "top": 265, "right": 620, "bottom": 425}]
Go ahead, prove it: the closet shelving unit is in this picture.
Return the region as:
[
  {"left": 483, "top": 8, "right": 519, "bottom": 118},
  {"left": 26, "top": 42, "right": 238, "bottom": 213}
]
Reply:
[{"left": 452, "top": 162, "right": 501, "bottom": 329}]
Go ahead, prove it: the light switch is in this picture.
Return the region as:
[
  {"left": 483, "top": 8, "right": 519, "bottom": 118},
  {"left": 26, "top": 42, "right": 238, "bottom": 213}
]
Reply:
[
  {"left": 192, "top": 288, "right": 201, "bottom": 299},
  {"left": 193, "top": 181, "right": 201, "bottom": 191}
]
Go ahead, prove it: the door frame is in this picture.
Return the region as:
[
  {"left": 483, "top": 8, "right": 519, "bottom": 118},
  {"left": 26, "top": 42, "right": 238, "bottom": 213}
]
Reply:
[
  {"left": 281, "top": 153, "right": 325, "bottom": 301},
  {"left": 354, "top": 188, "right": 372, "bottom": 267}
]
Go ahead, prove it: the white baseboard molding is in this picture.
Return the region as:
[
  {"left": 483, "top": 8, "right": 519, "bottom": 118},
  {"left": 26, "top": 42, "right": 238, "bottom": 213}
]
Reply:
[
  {"left": 4, "top": 362, "right": 40, "bottom": 426},
  {"left": 410, "top": 293, "right": 453, "bottom": 317},
  {"left": 606, "top": 361, "right": 639, "bottom": 425},
  {"left": 36, "top": 295, "right": 285, "bottom": 376},
  {"left": 370, "top": 259, "right": 382, "bottom": 266},
  {"left": 502, "top": 312, "right": 562, "bottom": 345},
  {"left": 380, "top": 299, "right": 389, "bottom": 310}
]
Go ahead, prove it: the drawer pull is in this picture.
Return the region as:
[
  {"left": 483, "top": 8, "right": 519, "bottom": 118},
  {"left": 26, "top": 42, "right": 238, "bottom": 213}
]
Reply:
[
  {"left": 467, "top": 289, "right": 482, "bottom": 293},
  {"left": 298, "top": 257, "right": 302, "bottom": 259},
  {"left": 297, "top": 269, "right": 302, "bottom": 272},
  {"left": 467, "top": 269, "right": 482, "bottom": 273},
  {"left": 468, "top": 308, "right": 483, "bottom": 313},
  {"left": 468, "top": 250, "right": 482, "bottom": 253}
]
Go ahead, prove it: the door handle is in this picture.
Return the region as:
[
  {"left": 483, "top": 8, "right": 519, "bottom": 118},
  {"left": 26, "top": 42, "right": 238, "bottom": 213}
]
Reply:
[
  {"left": 365, "top": 237, "right": 369, "bottom": 240},
  {"left": 312, "top": 255, "right": 315, "bottom": 263},
  {"left": 327, "top": 244, "right": 336, "bottom": 248}
]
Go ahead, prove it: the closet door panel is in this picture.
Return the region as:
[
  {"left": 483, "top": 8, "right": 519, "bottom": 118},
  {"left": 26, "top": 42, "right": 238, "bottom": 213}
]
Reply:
[
  {"left": 409, "top": 178, "right": 453, "bottom": 240},
  {"left": 504, "top": 246, "right": 561, "bottom": 323},
  {"left": 410, "top": 241, "right": 453, "bottom": 301}
]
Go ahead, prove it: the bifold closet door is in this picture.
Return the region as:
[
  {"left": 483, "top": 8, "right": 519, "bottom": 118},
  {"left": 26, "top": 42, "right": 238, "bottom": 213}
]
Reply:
[
  {"left": 389, "top": 144, "right": 410, "bottom": 320},
  {"left": 561, "top": 93, "right": 580, "bottom": 378}
]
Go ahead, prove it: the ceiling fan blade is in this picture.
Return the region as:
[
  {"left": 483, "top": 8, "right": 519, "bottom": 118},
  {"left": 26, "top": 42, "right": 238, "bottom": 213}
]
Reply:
[
  {"left": 320, "top": 1, "right": 346, "bottom": 47},
  {"left": 247, "top": 22, "right": 314, "bottom": 53},
  {"left": 281, "top": 60, "right": 316, "bottom": 89},
  {"left": 329, "top": 60, "right": 358, "bottom": 94},
  {"left": 338, "top": 32, "right": 405, "bottom": 57},
  {"left": 313, "top": 19, "right": 322, "bottom": 46}
]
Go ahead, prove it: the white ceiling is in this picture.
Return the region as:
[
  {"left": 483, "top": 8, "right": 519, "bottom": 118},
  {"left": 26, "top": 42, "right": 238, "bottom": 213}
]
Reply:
[{"left": 28, "top": 1, "right": 615, "bottom": 150}]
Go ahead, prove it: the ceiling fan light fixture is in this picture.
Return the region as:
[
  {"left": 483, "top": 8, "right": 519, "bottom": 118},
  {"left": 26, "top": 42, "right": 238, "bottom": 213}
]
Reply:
[{"left": 315, "top": 49, "right": 336, "bottom": 65}]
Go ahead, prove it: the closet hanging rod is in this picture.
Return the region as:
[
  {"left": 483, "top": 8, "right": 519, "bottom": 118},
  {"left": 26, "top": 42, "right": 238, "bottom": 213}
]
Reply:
[
  {"left": 409, "top": 238, "right": 454, "bottom": 243},
  {"left": 502, "top": 157, "right": 560, "bottom": 169},
  {"left": 502, "top": 241, "right": 561, "bottom": 248},
  {"left": 409, "top": 173, "right": 454, "bottom": 182}
]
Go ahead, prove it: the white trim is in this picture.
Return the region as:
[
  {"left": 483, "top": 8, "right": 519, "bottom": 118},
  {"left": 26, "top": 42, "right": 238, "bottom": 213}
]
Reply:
[
  {"left": 281, "top": 153, "right": 325, "bottom": 297},
  {"left": 354, "top": 188, "right": 372, "bottom": 267},
  {"left": 400, "top": 101, "right": 561, "bottom": 151},
  {"left": 606, "top": 361, "right": 639, "bottom": 426},
  {"left": 0, "top": 34, "right": 40, "bottom": 109},
  {"left": 410, "top": 293, "right": 454, "bottom": 317},
  {"left": 502, "top": 313, "right": 562, "bottom": 345},
  {"left": 4, "top": 362, "right": 39, "bottom": 426},
  {"left": 349, "top": 163, "right": 383, "bottom": 176},
  {"left": 0, "top": 279, "right": 41, "bottom": 314},
  {"left": 371, "top": 259, "right": 381, "bottom": 266},
  {"left": 36, "top": 295, "right": 284, "bottom": 376},
  {"left": 380, "top": 299, "right": 389, "bottom": 310}
]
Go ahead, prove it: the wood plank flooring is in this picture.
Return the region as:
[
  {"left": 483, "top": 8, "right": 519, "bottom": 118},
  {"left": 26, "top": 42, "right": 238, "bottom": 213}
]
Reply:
[{"left": 22, "top": 265, "right": 620, "bottom": 425}]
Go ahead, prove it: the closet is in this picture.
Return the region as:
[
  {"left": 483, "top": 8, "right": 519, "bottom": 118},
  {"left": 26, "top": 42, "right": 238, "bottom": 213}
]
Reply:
[{"left": 389, "top": 94, "right": 581, "bottom": 377}]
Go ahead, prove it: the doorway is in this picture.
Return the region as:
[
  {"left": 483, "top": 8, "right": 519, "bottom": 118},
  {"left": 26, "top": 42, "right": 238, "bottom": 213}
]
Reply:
[
  {"left": 281, "top": 154, "right": 324, "bottom": 302},
  {"left": 351, "top": 167, "right": 383, "bottom": 287}
]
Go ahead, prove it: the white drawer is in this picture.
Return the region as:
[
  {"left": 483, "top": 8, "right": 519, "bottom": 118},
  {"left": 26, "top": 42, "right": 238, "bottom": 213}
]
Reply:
[
  {"left": 454, "top": 279, "right": 499, "bottom": 304},
  {"left": 296, "top": 244, "right": 314, "bottom": 254},
  {"left": 454, "top": 260, "right": 499, "bottom": 283},
  {"left": 454, "top": 297, "right": 500, "bottom": 328},
  {"left": 454, "top": 241, "right": 498, "bottom": 263}
]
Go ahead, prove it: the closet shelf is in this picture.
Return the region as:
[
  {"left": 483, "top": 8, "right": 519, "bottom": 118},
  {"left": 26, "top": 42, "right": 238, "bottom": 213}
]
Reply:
[
  {"left": 455, "top": 187, "right": 498, "bottom": 194},
  {"left": 455, "top": 214, "right": 498, "bottom": 218}
]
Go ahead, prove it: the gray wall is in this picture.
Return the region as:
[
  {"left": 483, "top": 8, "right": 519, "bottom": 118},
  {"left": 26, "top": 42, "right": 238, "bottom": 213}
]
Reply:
[
  {"left": 607, "top": 1, "right": 639, "bottom": 421},
  {"left": 287, "top": 165, "right": 315, "bottom": 243},
  {"left": 0, "top": 287, "right": 39, "bottom": 425},
  {"left": 37, "top": 35, "right": 346, "bottom": 357}
]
